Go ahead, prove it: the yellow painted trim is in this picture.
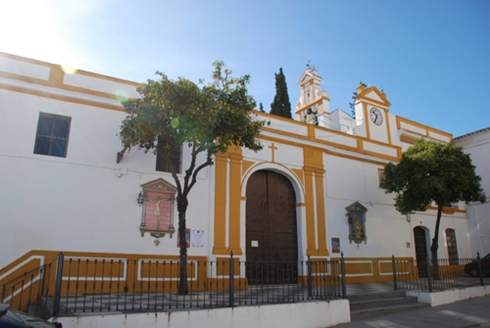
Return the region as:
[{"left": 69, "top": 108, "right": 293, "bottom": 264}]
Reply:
[
  {"left": 257, "top": 110, "right": 402, "bottom": 158},
  {"left": 295, "top": 96, "right": 329, "bottom": 113},
  {"left": 315, "top": 172, "right": 328, "bottom": 256},
  {"left": 262, "top": 126, "right": 399, "bottom": 162},
  {"left": 240, "top": 160, "right": 305, "bottom": 194},
  {"left": 303, "top": 170, "right": 316, "bottom": 256},
  {"left": 399, "top": 134, "right": 418, "bottom": 145},
  {"left": 292, "top": 168, "right": 305, "bottom": 185},
  {"left": 396, "top": 115, "right": 452, "bottom": 139},
  {"left": 241, "top": 160, "right": 254, "bottom": 176},
  {"left": 48, "top": 66, "right": 64, "bottom": 86},
  {"left": 258, "top": 134, "right": 388, "bottom": 167},
  {"left": 384, "top": 108, "right": 393, "bottom": 145},
  {"left": 0, "top": 71, "right": 125, "bottom": 101},
  {"left": 427, "top": 205, "right": 466, "bottom": 214},
  {"left": 0, "top": 83, "right": 125, "bottom": 112},
  {"left": 212, "top": 153, "right": 227, "bottom": 255},
  {"left": 307, "top": 125, "right": 315, "bottom": 138},
  {"left": 228, "top": 149, "right": 243, "bottom": 255},
  {"left": 363, "top": 103, "right": 371, "bottom": 140},
  {"left": 356, "top": 85, "right": 391, "bottom": 107},
  {"left": 0, "top": 51, "right": 142, "bottom": 87}
]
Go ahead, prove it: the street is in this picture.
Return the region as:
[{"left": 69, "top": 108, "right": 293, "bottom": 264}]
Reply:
[{"left": 334, "top": 296, "right": 490, "bottom": 327}]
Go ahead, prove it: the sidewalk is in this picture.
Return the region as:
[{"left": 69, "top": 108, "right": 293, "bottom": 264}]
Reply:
[{"left": 334, "top": 295, "right": 490, "bottom": 327}]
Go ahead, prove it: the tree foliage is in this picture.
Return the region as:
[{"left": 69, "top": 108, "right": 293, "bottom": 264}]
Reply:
[
  {"left": 381, "top": 140, "right": 485, "bottom": 213},
  {"left": 270, "top": 67, "right": 292, "bottom": 118},
  {"left": 381, "top": 139, "right": 485, "bottom": 270},
  {"left": 118, "top": 61, "right": 264, "bottom": 293}
]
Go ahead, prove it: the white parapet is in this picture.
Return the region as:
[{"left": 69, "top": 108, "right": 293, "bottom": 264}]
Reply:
[
  {"left": 57, "top": 300, "right": 351, "bottom": 328},
  {"left": 407, "top": 286, "right": 490, "bottom": 307}
]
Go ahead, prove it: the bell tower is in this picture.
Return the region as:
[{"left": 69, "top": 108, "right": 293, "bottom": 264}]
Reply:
[{"left": 295, "top": 65, "right": 330, "bottom": 124}]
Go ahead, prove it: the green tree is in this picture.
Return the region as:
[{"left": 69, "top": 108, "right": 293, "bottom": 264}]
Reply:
[
  {"left": 270, "top": 67, "right": 292, "bottom": 118},
  {"left": 118, "top": 61, "right": 264, "bottom": 294},
  {"left": 381, "top": 140, "right": 485, "bottom": 273}
]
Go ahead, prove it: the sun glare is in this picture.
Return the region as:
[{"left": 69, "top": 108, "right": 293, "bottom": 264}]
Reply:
[{"left": 0, "top": 0, "right": 97, "bottom": 69}]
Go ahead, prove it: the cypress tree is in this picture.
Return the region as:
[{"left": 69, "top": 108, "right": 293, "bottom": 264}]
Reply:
[{"left": 270, "top": 68, "right": 292, "bottom": 118}]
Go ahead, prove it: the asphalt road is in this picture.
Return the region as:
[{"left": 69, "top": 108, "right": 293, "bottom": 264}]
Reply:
[{"left": 334, "top": 296, "right": 490, "bottom": 328}]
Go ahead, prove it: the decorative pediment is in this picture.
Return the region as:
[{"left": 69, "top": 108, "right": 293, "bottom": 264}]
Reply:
[
  {"left": 345, "top": 201, "right": 368, "bottom": 213},
  {"left": 299, "top": 67, "right": 322, "bottom": 85},
  {"left": 356, "top": 85, "right": 390, "bottom": 108},
  {"left": 141, "top": 178, "right": 177, "bottom": 194}
]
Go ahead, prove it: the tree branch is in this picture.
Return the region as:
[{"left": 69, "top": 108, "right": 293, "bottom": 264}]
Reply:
[
  {"left": 184, "top": 151, "right": 213, "bottom": 196},
  {"left": 183, "top": 143, "right": 198, "bottom": 192}
]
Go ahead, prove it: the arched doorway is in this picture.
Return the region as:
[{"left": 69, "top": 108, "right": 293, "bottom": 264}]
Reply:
[
  {"left": 245, "top": 170, "right": 298, "bottom": 284},
  {"left": 413, "top": 226, "right": 429, "bottom": 277}
]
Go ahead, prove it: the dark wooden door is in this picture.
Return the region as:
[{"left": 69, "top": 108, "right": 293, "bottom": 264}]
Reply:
[
  {"left": 246, "top": 170, "right": 298, "bottom": 284},
  {"left": 414, "top": 227, "right": 428, "bottom": 277}
]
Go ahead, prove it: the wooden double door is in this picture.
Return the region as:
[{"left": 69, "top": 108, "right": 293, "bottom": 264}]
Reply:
[{"left": 245, "top": 170, "right": 298, "bottom": 284}]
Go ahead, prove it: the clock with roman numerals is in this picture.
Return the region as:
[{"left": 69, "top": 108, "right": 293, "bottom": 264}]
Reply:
[{"left": 369, "top": 107, "right": 383, "bottom": 126}]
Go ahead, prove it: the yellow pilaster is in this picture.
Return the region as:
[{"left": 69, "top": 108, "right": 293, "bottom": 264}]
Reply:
[
  {"left": 227, "top": 146, "right": 243, "bottom": 255},
  {"left": 303, "top": 146, "right": 329, "bottom": 256},
  {"left": 315, "top": 171, "right": 328, "bottom": 256},
  {"left": 212, "top": 152, "right": 228, "bottom": 255},
  {"left": 303, "top": 168, "right": 316, "bottom": 256}
]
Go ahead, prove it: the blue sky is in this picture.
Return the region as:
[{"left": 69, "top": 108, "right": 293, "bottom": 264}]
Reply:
[{"left": 1, "top": 0, "right": 489, "bottom": 136}]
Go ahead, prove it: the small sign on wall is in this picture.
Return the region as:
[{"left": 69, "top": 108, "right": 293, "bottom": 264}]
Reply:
[
  {"left": 331, "top": 237, "right": 340, "bottom": 253},
  {"left": 251, "top": 240, "right": 259, "bottom": 248},
  {"left": 177, "top": 229, "right": 206, "bottom": 248},
  {"left": 191, "top": 229, "right": 205, "bottom": 248}
]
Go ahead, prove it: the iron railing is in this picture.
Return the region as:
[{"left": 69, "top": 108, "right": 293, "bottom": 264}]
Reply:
[
  {"left": 0, "top": 259, "right": 56, "bottom": 317},
  {"left": 392, "top": 253, "right": 487, "bottom": 292},
  {"left": 3, "top": 252, "right": 487, "bottom": 318},
  {"left": 1, "top": 253, "right": 345, "bottom": 318}
]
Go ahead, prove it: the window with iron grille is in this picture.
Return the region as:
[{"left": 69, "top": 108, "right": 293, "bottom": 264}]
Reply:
[
  {"left": 156, "top": 135, "right": 181, "bottom": 173},
  {"left": 33, "top": 113, "right": 71, "bottom": 158},
  {"left": 445, "top": 228, "right": 459, "bottom": 265}
]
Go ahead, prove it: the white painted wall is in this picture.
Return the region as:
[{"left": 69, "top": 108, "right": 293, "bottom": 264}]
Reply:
[
  {"left": 57, "top": 300, "right": 351, "bottom": 328},
  {"left": 455, "top": 129, "right": 490, "bottom": 256},
  {"left": 0, "top": 53, "right": 471, "bottom": 272},
  {"left": 324, "top": 154, "right": 473, "bottom": 259},
  {"left": 0, "top": 89, "right": 213, "bottom": 266}
]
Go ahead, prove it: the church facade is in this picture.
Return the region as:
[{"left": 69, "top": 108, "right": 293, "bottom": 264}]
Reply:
[{"left": 0, "top": 52, "right": 471, "bottom": 286}]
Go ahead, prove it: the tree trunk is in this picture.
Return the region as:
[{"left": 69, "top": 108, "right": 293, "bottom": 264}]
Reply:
[
  {"left": 430, "top": 205, "right": 443, "bottom": 280},
  {"left": 177, "top": 196, "right": 188, "bottom": 295}
]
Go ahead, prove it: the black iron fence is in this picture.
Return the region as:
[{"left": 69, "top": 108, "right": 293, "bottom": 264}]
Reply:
[
  {"left": 1, "top": 253, "right": 345, "bottom": 318},
  {"left": 392, "top": 253, "right": 488, "bottom": 292},
  {"left": 3, "top": 252, "right": 487, "bottom": 318},
  {"left": 0, "top": 259, "right": 56, "bottom": 318}
]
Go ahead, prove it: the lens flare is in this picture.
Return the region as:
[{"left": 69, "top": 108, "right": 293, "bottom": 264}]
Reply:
[
  {"left": 171, "top": 117, "right": 180, "bottom": 129},
  {"left": 115, "top": 90, "right": 128, "bottom": 104},
  {"left": 61, "top": 65, "right": 78, "bottom": 74}
]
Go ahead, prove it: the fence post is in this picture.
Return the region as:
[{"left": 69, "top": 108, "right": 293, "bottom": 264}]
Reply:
[
  {"left": 477, "top": 252, "right": 484, "bottom": 286},
  {"left": 340, "top": 252, "right": 347, "bottom": 298},
  {"left": 426, "top": 256, "right": 433, "bottom": 293},
  {"left": 307, "top": 256, "right": 312, "bottom": 298},
  {"left": 229, "top": 252, "right": 234, "bottom": 307},
  {"left": 52, "top": 252, "right": 64, "bottom": 317},
  {"left": 392, "top": 255, "right": 398, "bottom": 290}
]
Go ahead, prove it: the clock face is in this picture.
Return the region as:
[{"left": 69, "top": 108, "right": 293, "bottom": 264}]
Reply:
[{"left": 369, "top": 107, "right": 383, "bottom": 126}]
